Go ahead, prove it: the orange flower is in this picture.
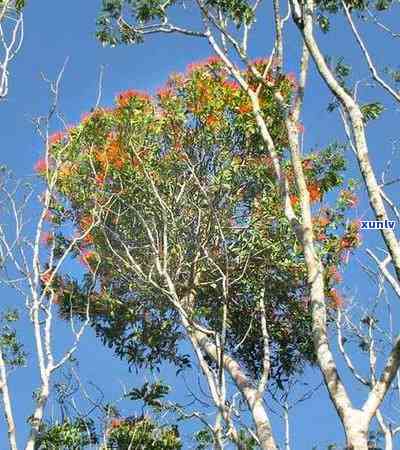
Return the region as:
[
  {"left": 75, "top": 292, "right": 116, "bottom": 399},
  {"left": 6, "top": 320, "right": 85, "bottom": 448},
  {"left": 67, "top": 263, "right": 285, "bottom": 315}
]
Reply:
[
  {"left": 110, "top": 418, "right": 123, "bottom": 429},
  {"left": 95, "top": 150, "right": 109, "bottom": 167},
  {"left": 290, "top": 194, "right": 299, "bottom": 206},
  {"left": 238, "top": 104, "right": 252, "bottom": 114},
  {"left": 328, "top": 288, "right": 344, "bottom": 309},
  {"left": 43, "top": 210, "right": 54, "bottom": 222},
  {"left": 314, "top": 215, "right": 331, "bottom": 227},
  {"left": 58, "top": 162, "right": 75, "bottom": 178},
  {"left": 79, "top": 215, "right": 93, "bottom": 231},
  {"left": 186, "top": 56, "right": 222, "bottom": 74},
  {"left": 82, "top": 233, "right": 94, "bottom": 245},
  {"left": 206, "top": 114, "right": 218, "bottom": 127},
  {"left": 302, "top": 159, "right": 314, "bottom": 171},
  {"left": 116, "top": 89, "right": 150, "bottom": 107},
  {"left": 131, "top": 157, "right": 141, "bottom": 167},
  {"left": 308, "top": 183, "right": 322, "bottom": 202}
]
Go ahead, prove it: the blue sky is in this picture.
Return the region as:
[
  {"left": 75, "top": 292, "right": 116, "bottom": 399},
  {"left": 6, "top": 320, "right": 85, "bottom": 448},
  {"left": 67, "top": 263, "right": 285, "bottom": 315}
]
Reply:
[{"left": 0, "top": 0, "right": 399, "bottom": 448}]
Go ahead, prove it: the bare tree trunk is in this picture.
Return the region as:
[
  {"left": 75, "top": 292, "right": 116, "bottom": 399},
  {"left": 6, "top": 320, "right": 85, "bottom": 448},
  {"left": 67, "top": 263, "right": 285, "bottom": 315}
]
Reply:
[
  {"left": 283, "top": 403, "right": 290, "bottom": 450},
  {"left": 24, "top": 383, "right": 50, "bottom": 450},
  {"left": 0, "top": 346, "right": 18, "bottom": 450},
  {"left": 345, "top": 426, "right": 369, "bottom": 450}
]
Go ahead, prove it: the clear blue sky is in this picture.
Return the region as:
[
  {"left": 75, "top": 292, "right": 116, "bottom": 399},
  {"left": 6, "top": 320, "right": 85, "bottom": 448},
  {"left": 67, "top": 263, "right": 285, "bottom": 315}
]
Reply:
[{"left": 0, "top": 1, "right": 399, "bottom": 448}]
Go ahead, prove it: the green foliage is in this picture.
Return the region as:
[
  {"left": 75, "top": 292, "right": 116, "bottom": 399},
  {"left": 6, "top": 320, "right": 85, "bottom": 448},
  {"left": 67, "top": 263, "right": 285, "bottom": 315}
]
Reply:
[
  {"left": 34, "top": 418, "right": 97, "bottom": 450},
  {"left": 15, "top": 0, "right": 26, "bottom": 11},
  {"left": 194, "top": 429, "right": 213, "bottom": 450},
  {"left": 106, "top": 416, "right": 181, "bottom": 450},
  {"left": 317, "top": 14, "right": 330, "bottom": 33},
  {"left": 96, "top": 0, "right": 255, "bottom": 45},
  {"left": 124, "top": 381, "right": 170, "bottom": 410},
  {"left": 360, "top": 102, "right": 384, "bottom": 122},
  {"left": 0, "top": 309, "right": 26, "bottom": 368}
]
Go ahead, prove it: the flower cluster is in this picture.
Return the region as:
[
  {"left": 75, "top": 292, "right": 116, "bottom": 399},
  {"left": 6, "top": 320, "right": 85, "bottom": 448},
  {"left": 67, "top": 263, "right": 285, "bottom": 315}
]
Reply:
[
  {"left": 49, "top": 131, "right": 66, "bottom": 145},
  {"left": 34, "top": 158, "right": 48, "bottom": 174},
  {"left": 186, "top": 55, "right": 222, "bottom": 74},
  {"left": 116, "top": 89, "right": 150, "bottom": 107}
]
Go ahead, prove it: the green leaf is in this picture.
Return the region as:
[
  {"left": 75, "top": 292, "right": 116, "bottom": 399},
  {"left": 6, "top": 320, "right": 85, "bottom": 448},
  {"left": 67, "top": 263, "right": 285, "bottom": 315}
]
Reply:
[
  {"left": 318, "top": 15, "right": 330, "bottom": 33},
  {"left": 360, "top": 102, "right": 384, "bottom": 122}
]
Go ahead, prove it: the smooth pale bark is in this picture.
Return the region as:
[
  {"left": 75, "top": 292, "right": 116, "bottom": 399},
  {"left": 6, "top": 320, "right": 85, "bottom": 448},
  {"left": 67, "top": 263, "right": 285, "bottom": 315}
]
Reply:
[
  {"left": 0, "top": 346, "right": 18, "bottom": 450},
  {"left": 183, "top": 318, "right": 278, "bottom": 450},
  {"left": 287, "top": 1, "right": 400, "bottom": 448},
  {"left": 196, "top": 329, "right": 277, "bottom": 450},
  {"left": 24, "top": 382, "right": 50, "bottom": 450}
]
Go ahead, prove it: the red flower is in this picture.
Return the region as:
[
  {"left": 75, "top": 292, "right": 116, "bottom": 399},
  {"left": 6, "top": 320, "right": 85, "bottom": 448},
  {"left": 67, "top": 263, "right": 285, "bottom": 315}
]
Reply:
[
  {"left": 317, "top": 233, "right": 327, "bottom": 242},
  {"left": 186, "top": 56, "right": 222, "bottom": 74},
  {"left": 34, "top": 158, "right": 48, "bottom": 174},
  {"left": 40, "top": 232, "right": 53, "bottom": 246},
  {"left": 286, "top": 72, "right": 298, "bottom": 89},
  {"left": 116, "top": 89, "right": 150, "bottom": 107},
  {"left": 297, "top": 123, "right": 305, "bottom": 134},
  {"left": 48, "top": 131, "right": 65, "bottom": 145},
  {"left": 205, "top": 55, "right": 222, "bottom": 65},
  {"left": 156, "top": 86, "right": 172, "bottom": 99},
  {"left": 262, "top": 156, "right": 273, "bottom": 167},
  {"left": 223, "top": 80, "right": 239, "bottom": 90},
  {"left": 95, "top": 174, "right": 105, "bottom": 186},
  {"left": 79, "top": 250, "right": 95, "bottom": 267},
  {"left": 302, "top": 158, "right": 314, "bottom": 171},
  {"left": 251, "top": 57, "right": 269, "bottom": 66},
  {"left": 286, "top": 72, "right": 296, "bottom": 83}
]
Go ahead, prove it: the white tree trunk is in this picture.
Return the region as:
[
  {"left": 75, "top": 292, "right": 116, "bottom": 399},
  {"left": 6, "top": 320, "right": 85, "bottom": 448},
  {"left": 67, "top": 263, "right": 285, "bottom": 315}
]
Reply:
[
  {"left": 188, "top": 323, "right": 278, "bottom": 450},
  {"left": 0, "top": 346, "right": 18, "bottom": 450}
]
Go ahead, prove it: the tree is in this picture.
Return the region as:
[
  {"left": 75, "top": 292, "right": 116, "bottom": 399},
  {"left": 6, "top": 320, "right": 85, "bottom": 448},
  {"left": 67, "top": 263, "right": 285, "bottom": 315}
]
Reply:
[
  {"left": 0, "top": 0, "right": 25, "bottom": 99},
  {"left": 88, "top": 1, "right": 400, "bottom": 448},
  {"left": 40, "top": 60, "right": 359, "bottom": 449}
]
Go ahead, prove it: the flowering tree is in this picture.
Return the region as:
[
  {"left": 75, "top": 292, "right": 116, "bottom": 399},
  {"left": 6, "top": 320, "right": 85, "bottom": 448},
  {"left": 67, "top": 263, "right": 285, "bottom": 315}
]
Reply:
[
  {"left": 36, "top": 59, "right": 362, "bottom": 449},
  {"left": 88, "top": 1, "right": 400, "bottom": 448}
]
